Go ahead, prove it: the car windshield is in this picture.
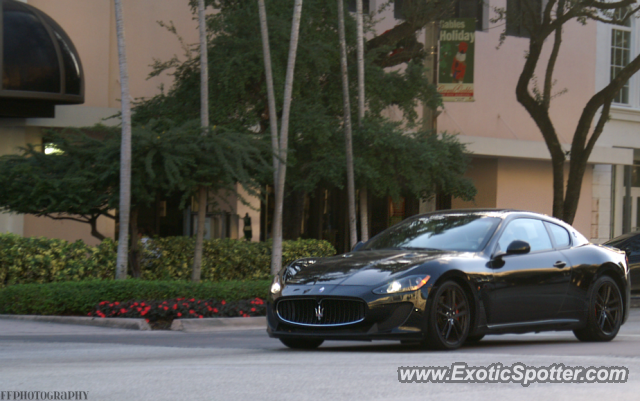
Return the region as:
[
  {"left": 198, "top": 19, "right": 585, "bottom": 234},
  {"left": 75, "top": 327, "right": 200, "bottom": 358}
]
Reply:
[{"left": 362, "top": 214, "right": 501, "bottom": 252}]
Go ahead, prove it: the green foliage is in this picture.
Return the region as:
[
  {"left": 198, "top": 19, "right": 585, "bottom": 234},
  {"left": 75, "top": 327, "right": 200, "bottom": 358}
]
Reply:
[
  {"left": 0, "top": 234, "right": 336, "bottom": 287},
  {"left": 141, "top": 237, "right": 336, "bottom": 281},
  {"left": 0, "top": 279, "right": 270, "bottom": 316},
  {"left": 0, "top": 234, "right": 114, "bottom": 287},
  {"left": 0, "top": 122, "right": 269, "bottom": 240},
  {"left": 132, "top": 0, "right": 473, "bottom": 201},
  {"left": 354, "top": 119, "right": 477, "bottom": 201}
]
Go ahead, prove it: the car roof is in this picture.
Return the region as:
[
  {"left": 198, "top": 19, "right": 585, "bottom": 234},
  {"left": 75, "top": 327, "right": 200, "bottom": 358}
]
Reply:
[
  {"left": 605, "top": 231, "right": 640, "bottom": 244},
  {"left": 415, "top": 208, "right": 547, "bottom": 219}
]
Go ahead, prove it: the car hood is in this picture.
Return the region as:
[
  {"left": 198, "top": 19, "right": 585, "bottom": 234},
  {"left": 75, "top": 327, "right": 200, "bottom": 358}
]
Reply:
[{"left": 283, "top": 249, "right": 461, "bottom": 286}]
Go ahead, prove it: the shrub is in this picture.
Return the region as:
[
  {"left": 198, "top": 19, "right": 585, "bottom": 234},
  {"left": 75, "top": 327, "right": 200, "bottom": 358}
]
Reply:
[
  {"left": 0, "top": 279, "right": 270, "bottom": 316},
  {"left": 0, "top": 234, "right": 113, "bottom": 287},
  {"left": 0, "top": 234, "right": 336, "bottom": 287},
  {"left": 142, "top": 238, "right": 337, "bottom": 282}
]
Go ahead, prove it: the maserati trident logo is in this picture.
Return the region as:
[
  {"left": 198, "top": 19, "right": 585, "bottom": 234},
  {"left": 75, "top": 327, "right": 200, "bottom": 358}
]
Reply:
[{"left": 315, "top": 304, "right": 324, "bottom": 321}]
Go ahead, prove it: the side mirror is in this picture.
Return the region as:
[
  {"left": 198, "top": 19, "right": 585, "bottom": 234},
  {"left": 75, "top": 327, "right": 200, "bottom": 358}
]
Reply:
[
  {"left": 506, "top": 240, "right": 531, "bottom": 255},
  {"left": 352, "top": 241, "right": 365, "bottom": 252}
]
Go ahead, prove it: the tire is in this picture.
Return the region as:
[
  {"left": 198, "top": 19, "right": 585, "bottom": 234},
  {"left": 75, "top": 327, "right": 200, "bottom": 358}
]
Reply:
[
  {"left": 422, "top": 280, "right": 471, "bottom": 350},
  {"left": 573, "top": 276, "right": 623, "bottom": 342},
  {"left": 465, "top": 334, "right": 485, "bottom": 343},
  {"left": 279, "top": 338, "right": 324, "bottom": 349}
]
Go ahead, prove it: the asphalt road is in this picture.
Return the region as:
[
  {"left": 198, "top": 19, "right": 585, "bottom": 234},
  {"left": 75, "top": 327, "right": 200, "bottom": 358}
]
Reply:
[{"left": 2, "top": 312, "right": 640, "bottom": 401}]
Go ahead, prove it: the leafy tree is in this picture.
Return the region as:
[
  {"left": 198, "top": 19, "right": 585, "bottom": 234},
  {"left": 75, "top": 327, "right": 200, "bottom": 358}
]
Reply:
[
  {"left": 133, "top": 0, "right": 475, "bottom": 241},
  {"left": 494, "top": 0, "right": 640, "bottom": 224},
  {"left": 0, "top": 122, "right": 267, "bottom": 276}
]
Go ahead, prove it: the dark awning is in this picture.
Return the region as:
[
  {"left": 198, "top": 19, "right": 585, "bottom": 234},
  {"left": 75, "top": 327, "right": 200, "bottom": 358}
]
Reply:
[{"left": 1, "top": 0, "right": 84, "bottom": 118}]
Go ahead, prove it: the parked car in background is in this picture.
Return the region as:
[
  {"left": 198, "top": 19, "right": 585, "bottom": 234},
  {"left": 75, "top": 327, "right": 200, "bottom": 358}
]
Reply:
[
  {"left": 604, "top": 232, "right": 640, "bottom": 294},
  {"left": 268, "top": 209, "right": 631, "bottom": 350}
]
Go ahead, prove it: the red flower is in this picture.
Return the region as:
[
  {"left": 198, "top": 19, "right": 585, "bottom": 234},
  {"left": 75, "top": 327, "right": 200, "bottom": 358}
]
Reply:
[
  {"left": 213, "top": 308, "right": 218, "bottom": 313},
  {"left": 221, "top": 300, "right": 226, "bottom": 305},
  {"left": 134, "top": 302, "right": 139, "bottom": 306},
  {"left": 190, "top": 298, "right": 195, "bottom": 302},
  {"left": 115, "top": 302, "right": 120, "bottom": 305},
  {"left": 189, "top": 310, "right": 195, "bottom": 314},
  {"left": 87, "top": 313, "right": 91, "bottom": 316},
  {"left": 251, "top": 308, "right": 256, "bottom": 312},
  {"left": 145, "top": 319, "right": 150, "bottom": 323},
  {"left": 140, "top": 302, "right": 146, "bottom": 306},
  {"left": 158, "top": 305, "right": 163, "bottom": 309},
  {"left": 164, "top": 306, "right": 169, "bottom": 311},
  {"left": 120, "top": 308, "right": 126, "bottom": 314},
  {"left": 199, "top": 316, "right": 203, "bottom": 319},
  {"left": 177, "top": 312, "right": 182, "bottom": 317},
  {"left": 173, "top": 304, "right": 178, "bottom": 310}
]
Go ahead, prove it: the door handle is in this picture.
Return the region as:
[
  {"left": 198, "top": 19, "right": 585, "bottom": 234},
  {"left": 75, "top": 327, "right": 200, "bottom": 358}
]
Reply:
[{"left": 554, "top": 261, "right": 567, "bottom": 268}]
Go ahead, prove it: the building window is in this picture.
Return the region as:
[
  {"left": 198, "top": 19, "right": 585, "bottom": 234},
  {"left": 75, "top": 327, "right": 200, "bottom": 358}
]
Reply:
[
  {"left": 506, "top": 0, "right": 541, "bottom": 38},
  {"left": 395, "top": 0, "right": 485, "bottom": 31},
  {"left": 394, "top": 0, "right": 405, "bottom": 19},
  {"left": 455, "top": 0, "right": 484, "bottom": 31},
  {"left": 611, "top": 9, "right": 632, "bottom": 104},
  {"left": 347, "top": 0, "right": 370, "bottom": 14}
]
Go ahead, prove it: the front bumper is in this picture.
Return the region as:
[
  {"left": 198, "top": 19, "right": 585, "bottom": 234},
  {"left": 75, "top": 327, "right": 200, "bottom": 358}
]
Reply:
[{"left": 267, "top": 284, "right": 431, "bottom": 341}]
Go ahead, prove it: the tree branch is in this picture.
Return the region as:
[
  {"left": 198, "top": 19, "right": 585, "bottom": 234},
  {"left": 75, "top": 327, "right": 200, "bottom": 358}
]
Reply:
[{"left": 543, "top": 9, "right": 564, "bottom": 109}]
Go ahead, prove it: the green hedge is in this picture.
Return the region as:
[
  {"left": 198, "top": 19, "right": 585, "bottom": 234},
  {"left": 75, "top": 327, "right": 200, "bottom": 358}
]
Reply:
[
  {"left": 0, "top": 234, "right": 335, "bottom": 287},
  {"left": 142, "top": 237, "right": 336, "bottom": 281},
  {"left": 0, "top": 234, "right": 115, "bottom": 287},
  {"left": 0, "top": 279, "right": 270, "bottom": 316}
]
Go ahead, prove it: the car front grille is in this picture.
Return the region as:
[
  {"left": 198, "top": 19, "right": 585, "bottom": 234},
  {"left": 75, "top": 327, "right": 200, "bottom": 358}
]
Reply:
[{"left": 276, "top": 298, "right": 366, "bottom": 326}]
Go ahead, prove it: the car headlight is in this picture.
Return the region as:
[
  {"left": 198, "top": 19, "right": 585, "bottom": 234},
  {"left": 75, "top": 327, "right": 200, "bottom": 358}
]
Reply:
[
  {"left": 271, "top": 275, "right": 282, "bottom": 294},
  {"left": 372, "top": 275, "right": 431, "bottom": 295}
]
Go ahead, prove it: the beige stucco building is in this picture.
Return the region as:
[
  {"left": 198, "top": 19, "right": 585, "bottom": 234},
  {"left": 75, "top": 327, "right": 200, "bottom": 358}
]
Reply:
[{"left": 0, "top": 0, "right": 637, "bottom": 245}]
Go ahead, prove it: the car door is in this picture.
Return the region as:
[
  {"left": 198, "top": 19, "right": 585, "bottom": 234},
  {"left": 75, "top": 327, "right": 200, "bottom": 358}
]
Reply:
[{"left": 485, "top": 218, "right": 572, "bottom": 326}]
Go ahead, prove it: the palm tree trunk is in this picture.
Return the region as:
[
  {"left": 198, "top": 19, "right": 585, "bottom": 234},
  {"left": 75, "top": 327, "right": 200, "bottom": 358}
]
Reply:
[
  {"left": 337, "top": 0, "right": 357, "bottom": 249},
  {"left": 129, "top": 206, "right": 141, "bottom": 278},
  {"left": 114, "top": 0, "right": 131, "bottom": 280},
  {"left": 192, "top": 0, "right": 210, "bottom": 282},
  {"left": 192, "top": 186, "right": 207, "bottom": 281},
  {"left": 270, "top": 0, "right": 304, "bottom": 275},
  {"left": 355, "top": 0, "right": 368, "bottom": 242},
  {"left": 258, "top": 0, "right": 280, "bottom": 188}
]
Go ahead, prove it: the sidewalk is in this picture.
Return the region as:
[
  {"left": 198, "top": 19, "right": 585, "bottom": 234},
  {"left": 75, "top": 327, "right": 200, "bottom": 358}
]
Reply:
[{"left": 0, "top": 314, "right": 266, "bottom": 332}]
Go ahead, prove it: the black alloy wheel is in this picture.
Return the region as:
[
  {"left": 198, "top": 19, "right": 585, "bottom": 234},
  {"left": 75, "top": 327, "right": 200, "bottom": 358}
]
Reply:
[
  {"left": 279, "top": 337, "right": 324, "bottom": 349},
  {"left": 423, "top": 281, "right": 471, "bottom": 350},
  {"left": 574, "top": 276, "right": 623, "bottom": 342}
]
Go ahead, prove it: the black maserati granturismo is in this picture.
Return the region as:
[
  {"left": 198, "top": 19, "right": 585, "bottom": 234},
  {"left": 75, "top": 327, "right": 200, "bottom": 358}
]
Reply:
[{"left": 267, "top": 209, "right": 630, "bottom": 350}]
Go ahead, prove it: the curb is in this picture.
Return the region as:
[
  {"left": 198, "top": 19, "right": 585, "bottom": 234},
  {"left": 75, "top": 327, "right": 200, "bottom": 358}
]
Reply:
[
  {"left": 170, "top": 316, "right": 266, "bottom": 332},
  {"left": 0, "top": 314, "right": 151, "bottom": 330}
]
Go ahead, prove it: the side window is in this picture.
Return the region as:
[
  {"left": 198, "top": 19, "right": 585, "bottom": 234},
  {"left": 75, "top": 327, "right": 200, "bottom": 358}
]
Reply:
[
  {"left": 547, "top": 223, "right": 571, "bottom": 248},
  {"left": 627, "top": 238, "right": 640, "bottom": 258},
  {"left": 498, "top": 218, "right": 553, "bottom": 253}
]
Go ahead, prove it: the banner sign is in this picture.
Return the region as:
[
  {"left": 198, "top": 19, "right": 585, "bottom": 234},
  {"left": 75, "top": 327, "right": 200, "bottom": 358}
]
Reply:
[{"left": 437, "top": 18, "right": 475, "bottom": 102}]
